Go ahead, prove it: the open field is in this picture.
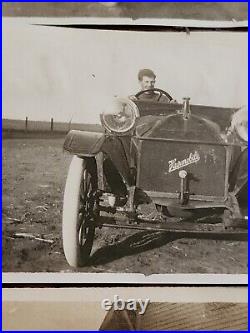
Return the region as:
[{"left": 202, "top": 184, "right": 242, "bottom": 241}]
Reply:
[
  {"left": 2, "top": 134, "right": 247, "bottom": 274},
  {"left": 2, "top": 118, "right": 103, "bottom": 139},
  {"left": 2, "top": 118, "right": 102, "bottom": 133}
]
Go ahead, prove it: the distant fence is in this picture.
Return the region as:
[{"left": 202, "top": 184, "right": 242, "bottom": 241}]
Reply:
[{"left": 2, "top": 117, "right": 103, "bottom": 133}]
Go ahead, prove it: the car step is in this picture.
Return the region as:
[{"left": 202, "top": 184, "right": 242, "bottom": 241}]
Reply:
[{"left": 96, "top": 215, "right": 247, "bottom": 241}]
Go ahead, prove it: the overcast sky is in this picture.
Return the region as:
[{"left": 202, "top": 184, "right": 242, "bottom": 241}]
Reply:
[{"left": 3, "top": 18, "right": 247, "bottom": 124}]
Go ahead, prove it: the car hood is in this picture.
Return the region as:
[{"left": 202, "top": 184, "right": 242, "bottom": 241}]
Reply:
[{"left": 134, "top": 102, "right": 237, "bottom": 143}]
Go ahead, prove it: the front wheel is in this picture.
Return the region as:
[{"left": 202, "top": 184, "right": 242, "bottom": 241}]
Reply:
[{"left": 62, "top": 156, "right": 97, "bottom": 267}]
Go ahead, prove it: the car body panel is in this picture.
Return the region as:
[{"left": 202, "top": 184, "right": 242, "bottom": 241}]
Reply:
[
  {"left": 138, "top": 139, "right": 229, "bottom": 199},
  {"left": 63, "top": 96, "right": 247, "bottom": 218}
]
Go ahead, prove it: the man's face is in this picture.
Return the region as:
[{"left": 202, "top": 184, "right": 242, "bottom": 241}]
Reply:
[{"left": 140, "top": 75, "right": 156, "bottom": 92}]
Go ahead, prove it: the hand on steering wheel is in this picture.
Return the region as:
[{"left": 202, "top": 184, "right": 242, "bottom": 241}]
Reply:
[{"left": 135, "top": 88, "right": 173, "bottom": 102}]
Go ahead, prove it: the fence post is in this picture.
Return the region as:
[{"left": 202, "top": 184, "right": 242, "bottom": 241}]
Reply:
[
  {"left": 25, "top": 117, "right": 28, "bottom": 131},
  {"left": 51, "top": 118, "right": 54, "bottom": 131}
]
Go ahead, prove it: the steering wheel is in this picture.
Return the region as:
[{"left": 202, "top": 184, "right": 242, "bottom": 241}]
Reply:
[{"left": 135, "top": 88, "right": 173, "bottom": 102}]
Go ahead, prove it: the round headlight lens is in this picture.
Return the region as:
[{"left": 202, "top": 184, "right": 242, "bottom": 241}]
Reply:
[
  {"left": 100, "top": 98, "right": 139, "bottom": 134},
  {"left": 231, "top": 106, "right": 248, "bottom": 142}
]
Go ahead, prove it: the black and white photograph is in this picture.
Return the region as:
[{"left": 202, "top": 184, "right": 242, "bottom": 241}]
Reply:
[{"left": 2, "top": 2, "right": 248, "bottom": 282}]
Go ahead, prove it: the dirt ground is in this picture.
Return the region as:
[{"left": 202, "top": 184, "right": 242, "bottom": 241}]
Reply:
[{"left": 2, "top": 135, "right": 248, "bottom": 274}]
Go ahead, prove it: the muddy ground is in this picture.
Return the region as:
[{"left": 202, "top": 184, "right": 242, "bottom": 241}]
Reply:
[{"left": 2, "top": 135, "right": 247, "bottom": 274}]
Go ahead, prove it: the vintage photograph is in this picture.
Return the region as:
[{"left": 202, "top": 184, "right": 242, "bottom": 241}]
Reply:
[
  {"left": 2, "top": 287, "right": 248, "bottom": 330},
  {"left": 2, "top": 3, "right": 248, "bottom": 280}
]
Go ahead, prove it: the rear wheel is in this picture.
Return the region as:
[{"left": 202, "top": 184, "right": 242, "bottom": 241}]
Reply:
[{"left": 62, "top": 156, "right": 97, "bottom": 267}]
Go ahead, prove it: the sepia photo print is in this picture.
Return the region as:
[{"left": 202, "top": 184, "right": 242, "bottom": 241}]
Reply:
[{"left": 2, "top": 3, "right": 248, "bottom": 283}]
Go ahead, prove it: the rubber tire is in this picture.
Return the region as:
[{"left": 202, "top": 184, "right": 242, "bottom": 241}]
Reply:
[{"left": 62, "top": 156, "right": 95, "bottom": 268}]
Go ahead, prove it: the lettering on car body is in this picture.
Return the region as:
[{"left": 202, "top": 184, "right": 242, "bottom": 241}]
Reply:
[{"left": 168, "top": 151, "right": 200, "bottom": 173}]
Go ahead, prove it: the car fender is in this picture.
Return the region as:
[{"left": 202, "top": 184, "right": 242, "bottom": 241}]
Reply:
[
  {"left": 63, "top": 130, "right": 105, "bottom": 156},
  {"left": 102, "top": 136, "right": 131, "bottom": 185},
  {"left": 229, "top": 147, "right": 248, "bottom": 195}
]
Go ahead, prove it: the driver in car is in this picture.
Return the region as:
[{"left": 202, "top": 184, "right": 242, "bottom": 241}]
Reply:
[{"left": 131, "top": 68, "right": 176, "bottom": 103}]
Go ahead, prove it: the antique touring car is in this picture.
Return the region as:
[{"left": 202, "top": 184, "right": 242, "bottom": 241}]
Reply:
[{"left": 62, "top": 88, "right": 248, "bottom": 267}]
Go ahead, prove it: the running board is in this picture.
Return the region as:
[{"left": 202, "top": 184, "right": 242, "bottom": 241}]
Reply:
[{"left": 96, "top": 215, "right": 248, "bottom": 241}]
